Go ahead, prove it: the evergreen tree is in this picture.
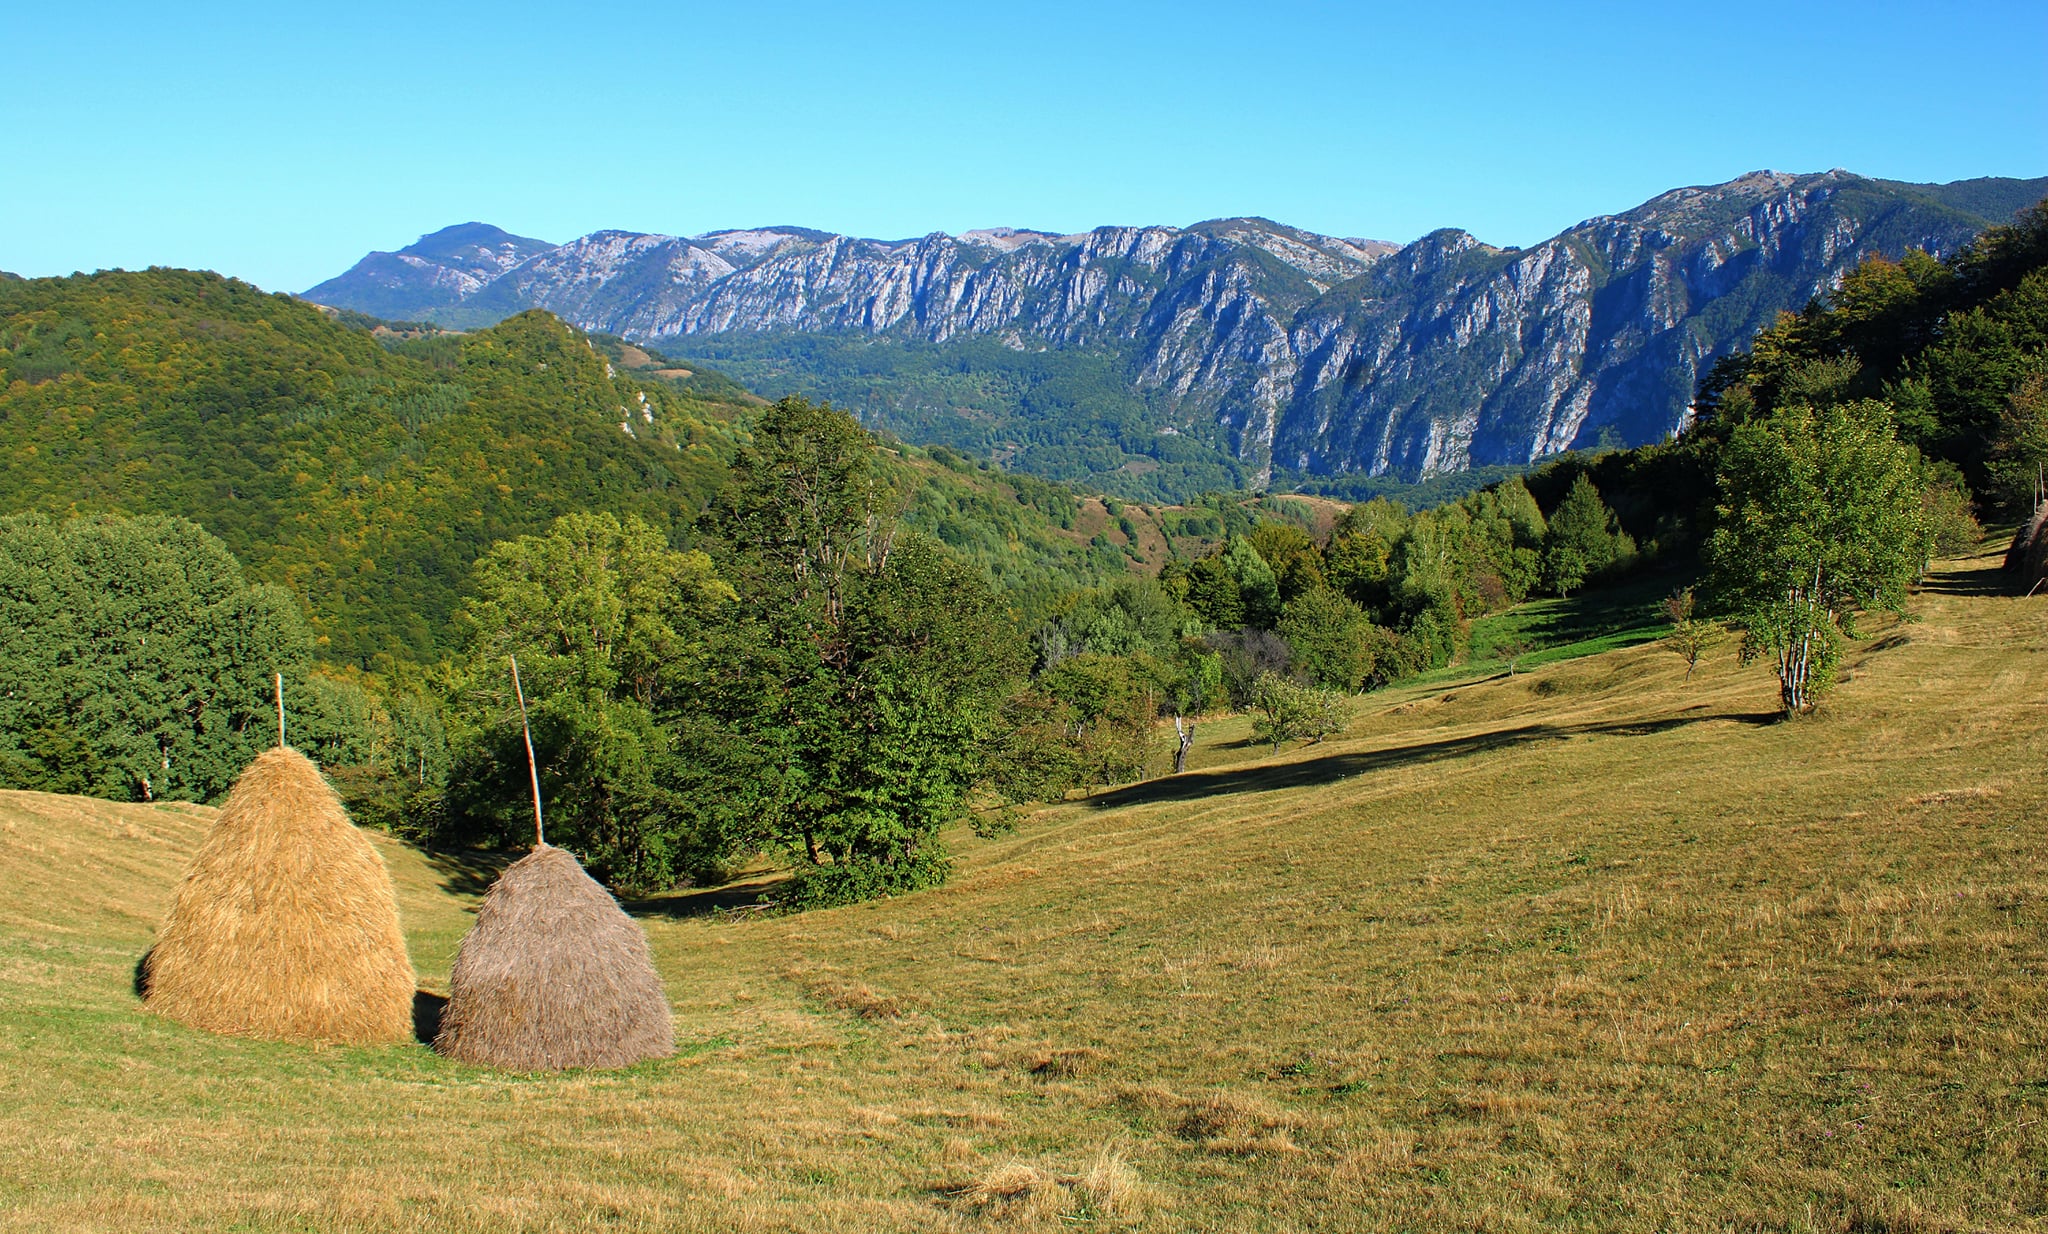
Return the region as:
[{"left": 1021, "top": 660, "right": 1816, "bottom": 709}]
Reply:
[{"left": 1542, "top": 475, "right": 1628, "bottom": 596}]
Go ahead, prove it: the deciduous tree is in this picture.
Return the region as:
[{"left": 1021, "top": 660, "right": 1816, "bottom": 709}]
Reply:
[
  {"left": 697, "top": 397, "right": 1024, "bottom": 907},
  {"left": 0, "top": 514, "right": 314, "bottom": 802},
  {"left": 443, "top": 512, "right": 732, "bottom": 889},
  {"left": 1706, "top": 400, "right": 1926, "bottom": 716}
]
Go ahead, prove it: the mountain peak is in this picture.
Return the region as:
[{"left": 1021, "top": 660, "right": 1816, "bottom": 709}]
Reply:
[
  {"left": 303, "top": 222, "right": 558, "bottom": 320},
  {"left": 401, "top": 222, "right": 554, "bottom": 260}
]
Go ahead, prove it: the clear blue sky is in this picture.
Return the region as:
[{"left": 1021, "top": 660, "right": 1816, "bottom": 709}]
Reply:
[{"left": 5, "top": 0, "right": 2043, "bottom": 293}]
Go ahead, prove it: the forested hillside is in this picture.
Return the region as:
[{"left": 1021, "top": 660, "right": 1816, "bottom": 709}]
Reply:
[
  {"left": 0, "top": 272, "right": 1159, "bottom": 662},
  {"left": 3, "top": 200, "right": 2043, "bottom": 903},
  {"left": 0, "top": 273, "right": 742, "bottom": 662},
  {"left": 1698, "top": 200, "right": 2048, "bottom": 514}
]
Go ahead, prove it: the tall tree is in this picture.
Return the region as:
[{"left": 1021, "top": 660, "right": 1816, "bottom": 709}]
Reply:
[
  {"left": 1542, "top": 475, "right": 1629, "bottom": 596},
  {"left": 697, "top": 397, "right": 1024, "bottom": 907},
  {"left": 1706, "top": 400, "right": 1927, "bottom": 716},
  {"left": 1245, "top": 522, "right": 1325, "bottom": 603},
  {"left": 1182, "top": 553, "right": 1244, "bottom": 629},
  {"left": 443, "top": 512, "right": 733, "bottom": 889},
  {"left": 1222, "top": 537, "right": 1283, "bottom": 628},
  {"left": 1277, "top": 586, "right": 1381, "bottom": 692}
]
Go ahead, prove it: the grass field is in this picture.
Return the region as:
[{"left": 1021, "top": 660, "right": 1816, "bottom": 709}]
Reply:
[{"left": 1, "top": 547, "right": 2043, "bottom": 1231}]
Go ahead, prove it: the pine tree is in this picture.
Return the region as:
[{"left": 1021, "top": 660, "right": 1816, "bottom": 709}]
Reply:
[{"left": 1542, "top": 475, "right": 1624, "bottom": 596}]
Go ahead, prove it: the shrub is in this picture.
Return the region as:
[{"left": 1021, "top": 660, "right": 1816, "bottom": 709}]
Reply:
[{"left": 1248, "top": 672, "right": 1351, "bottom": 752}]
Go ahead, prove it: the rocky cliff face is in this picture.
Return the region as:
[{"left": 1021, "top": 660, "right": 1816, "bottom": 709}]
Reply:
[
  {"left": 306, "top": 223, "right": 556, "bottom": 322},
  {"left": 305, "top": 172, "right": 2036, "bottom": 486},
  {"left": 1266, "top": 171, "right": 2018, "bottom": 480}
]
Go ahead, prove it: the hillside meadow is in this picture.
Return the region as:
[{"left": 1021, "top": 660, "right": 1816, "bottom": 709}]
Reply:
[{"left": 0, "top": 547, "right": 2041, "bottom": 1231}]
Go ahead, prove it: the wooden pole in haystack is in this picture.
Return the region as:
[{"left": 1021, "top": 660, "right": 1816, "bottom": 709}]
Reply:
[
  {"left": 433, "top": 653, "right": 674, "bottom": 1070},
  {"left": 275, "top": 672, "right": 286, "bottom": 749},
  {"left": 510, "top": 655, "right": 544, "bottom": 848}
]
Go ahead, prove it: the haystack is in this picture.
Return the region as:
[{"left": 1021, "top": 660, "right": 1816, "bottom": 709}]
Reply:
[
  {"left": 143, "top": 747, "right": 415, "bottom": 1044},
  {"left": 2006, "top": 500, "right": 2048, "bottom": 591},
  {"left": 433, "top": 845, "right": 674, "bottom": 1071}
]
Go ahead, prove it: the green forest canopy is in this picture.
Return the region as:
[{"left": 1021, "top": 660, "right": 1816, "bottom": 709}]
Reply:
[{"left": 0, "top": 271, "right": 1164, "bottom": 664}]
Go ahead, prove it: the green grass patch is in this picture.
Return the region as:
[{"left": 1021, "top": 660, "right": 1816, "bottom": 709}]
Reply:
[{"left": 1404, "top": 566, "right": 1682, "bottom": 688}]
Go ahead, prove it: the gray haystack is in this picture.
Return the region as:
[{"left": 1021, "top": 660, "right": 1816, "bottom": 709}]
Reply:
[
  {"left": 433, "top": 845, "right": 674, "bottom": 1071},
  {"left": 2006, "top": 500, "right": 2048, "bottom": 591}
]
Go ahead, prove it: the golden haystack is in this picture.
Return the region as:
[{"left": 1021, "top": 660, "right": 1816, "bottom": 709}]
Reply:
[
  {"left": 434, "top": 845, "right": 674, "bottom": 1071},
  {"left": 143, "top": 746, "right": 415, "bottom": 1044}
]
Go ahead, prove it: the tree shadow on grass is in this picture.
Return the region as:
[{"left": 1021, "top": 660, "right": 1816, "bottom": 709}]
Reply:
[
  {"left": 424, "top": 841, "right": 783, "bottom": 922},
  {"left": 1918, "top": 563, "right": 2018, "bottom": 597},
  {"left": 1506, "top": 566, "right": 1684, "bottom": 648},
  {"left": 423, "top": 848, "right": 514, "bottom": 899},
  {"left": 625, "top": 875, "right": 783, "bottom": 921},
  {"left": 1087, "top": 710, "right": 1777, "bottom": 811}
]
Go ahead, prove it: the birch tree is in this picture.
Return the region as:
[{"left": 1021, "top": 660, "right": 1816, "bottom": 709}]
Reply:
[{"left": 1705, "top": 399, "right": 1926, "bottom": 716}]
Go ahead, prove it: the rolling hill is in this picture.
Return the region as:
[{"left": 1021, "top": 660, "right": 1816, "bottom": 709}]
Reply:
[
  {"left": 0, "top": 270, "right": 1222, "bottom": 665},
  {"left": 0, "top": 545, "right": 2039, "bottom": 1230}
]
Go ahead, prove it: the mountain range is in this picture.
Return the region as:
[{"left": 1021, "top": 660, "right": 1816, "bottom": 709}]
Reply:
[{"left": 306, "top": 171, "right": 2047, "bottom": 497}]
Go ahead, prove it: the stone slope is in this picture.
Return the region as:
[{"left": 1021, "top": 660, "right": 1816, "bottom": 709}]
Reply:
[{"left": 304, "top": 173, "right": 2043, "bottom": 483}]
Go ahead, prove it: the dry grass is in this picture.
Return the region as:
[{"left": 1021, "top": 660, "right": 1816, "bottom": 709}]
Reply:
[
  {"left": 0, "top": 547, "right": 2043, "bottom": 1230},
  {"left": 950, "top": 1146, "right": 1146, "bottom": 1226},
  {"left": 142, "top": 747, "right": 414, "bottom": 1045}
]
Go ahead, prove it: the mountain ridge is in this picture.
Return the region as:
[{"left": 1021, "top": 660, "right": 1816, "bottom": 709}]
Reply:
[{"left": 304, "top": 171, "right": 2046, "bottom": 494}]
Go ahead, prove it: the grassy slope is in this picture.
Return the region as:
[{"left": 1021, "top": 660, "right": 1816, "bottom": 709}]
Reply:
[
  {"left": 1, "top": 548, "right": 2043, "bottom": 1232},
  {"left": 1407, "top": 566, "right": 1685, "bottom": 689}
]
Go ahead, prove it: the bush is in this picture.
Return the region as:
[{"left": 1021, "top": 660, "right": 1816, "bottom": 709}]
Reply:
[
  {"left": 776, "top": 841, "right": 952, "bottom": 911},
  {"left": 1248, "top": 672, "right": 1351, "bottom": 752},
  {"left": 1919, "top": 465, "right": 1983, "bottom": 559}
]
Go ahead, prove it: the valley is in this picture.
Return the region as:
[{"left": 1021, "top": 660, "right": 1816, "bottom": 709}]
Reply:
[
  {"left": 5, "top": 3, "right": 2044, "bottom": 1228},
  {"left": 0, "top": 547, "right": 2040, "bottom": 1230},
  {"left": 2, "top": 112, "right": 2043, "bottom": 1231}
]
